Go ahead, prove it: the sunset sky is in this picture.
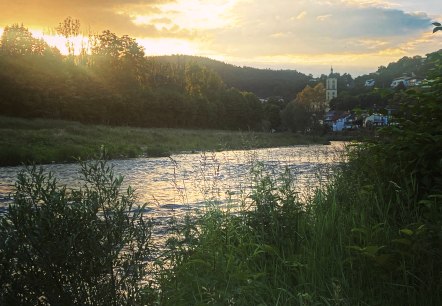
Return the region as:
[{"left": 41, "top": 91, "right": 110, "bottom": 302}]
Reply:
[{"left": 1, "top": 0, "right": 441, "bottom": 76}]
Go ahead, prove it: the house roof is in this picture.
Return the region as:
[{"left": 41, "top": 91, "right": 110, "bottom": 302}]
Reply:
[{"left": 324, "top": 110, "right": 350, "bottom": 122}]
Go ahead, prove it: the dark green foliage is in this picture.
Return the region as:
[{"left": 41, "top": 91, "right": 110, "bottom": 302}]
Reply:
[
  {"left": 281, "top": 83, "right": 326, "bottom": 133},
  {"left": 0, "top": 24, "right": 264, "bottom": 131},
  {"left": 367, "top": 50, "right": 442, "bottom": 202},
  {"left": 154, "top": 55, "right": 311, "bottom": 101},
  {"left": 281, "top": 100, "right": 310, "bottom": 132},
  {"left": 332, "top": 51, "right": 441, "bottom": 112},
  {"left": 331, "top": 51, "right": 442, "bottom": 304},
  {"left": 262, "top": 97, "right": 286, "bottom": 131},
  {"left": 158, "top": 166, "right": 306, "bottom": 305},
  {"left": 330, "top": 91, "right": 390, "bottom": 111},
  {"left": 0, "top": 157, "right": 154, "bottom": 305},
  {"left": 354, "top": 53, "right": 434, "bottom": 89}
]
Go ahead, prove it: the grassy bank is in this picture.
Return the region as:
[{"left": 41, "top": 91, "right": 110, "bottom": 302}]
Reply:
[
  {"left": 155, "top": 143, "right": 441, "bottom": 305},
  {"left": 0, "top": 116, "right": 327, "bottom": 166}
]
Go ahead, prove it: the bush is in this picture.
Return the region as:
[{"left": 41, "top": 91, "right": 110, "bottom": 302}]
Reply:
[
  {"left": 158, "top": 165, "right": 307, "bottom": 305},
  {"left": 0, "top": 157, "right": 154, "bottom": 305}
]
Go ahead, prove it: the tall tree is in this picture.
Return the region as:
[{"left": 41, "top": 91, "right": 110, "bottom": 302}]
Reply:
[
  {"left": 56, "top": 17, "right": 80, "bottom": 57},
  {"left": 281, "top": 83, "right": 326, "bottom": 132},
  {"left": 294, "top": 83, "right": 326, "bottom": 113},
  {"left": 0, "top": 24, "right": 52, "bottom": 56},
  {"left": 91, "top": 30, "right": 145, "bottom": 90}
]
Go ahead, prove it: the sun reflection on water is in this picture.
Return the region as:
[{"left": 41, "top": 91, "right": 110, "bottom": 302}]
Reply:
[{"left": 0, "top": 143, "right": 346, "bottom": 244}]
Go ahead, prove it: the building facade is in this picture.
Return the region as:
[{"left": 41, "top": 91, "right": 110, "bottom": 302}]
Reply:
[{"left": 325, "top": 67, "right": 337, "bottom": 107}]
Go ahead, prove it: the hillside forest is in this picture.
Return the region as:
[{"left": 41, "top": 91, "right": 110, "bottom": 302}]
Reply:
[
  {"left": 0, "top": 20, "right": 440, "bottom": 133},
  {"left": 0, "top": 22, "right": 265, "bottom": 130}
]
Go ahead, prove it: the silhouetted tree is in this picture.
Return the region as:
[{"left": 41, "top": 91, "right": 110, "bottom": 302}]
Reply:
[
  {"left": 0, "top": 24, "right": 54, "bottom": 56},
  {"left": 56, "top": 17, "right": 80, "bottom": 57}
]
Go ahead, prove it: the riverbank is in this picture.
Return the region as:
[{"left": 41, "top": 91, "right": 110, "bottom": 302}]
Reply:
[{"left": 0, "top": 116, "right": 328, "bottom": 166}]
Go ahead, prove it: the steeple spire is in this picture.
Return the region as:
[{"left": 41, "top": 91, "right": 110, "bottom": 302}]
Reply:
[{"left": 331, "top": 66, "right": 334, "bottom": 75}]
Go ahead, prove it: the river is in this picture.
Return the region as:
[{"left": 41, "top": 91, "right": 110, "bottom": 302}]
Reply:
[{"left": 0, "top": 142, "right": 345, "bottom": 217}]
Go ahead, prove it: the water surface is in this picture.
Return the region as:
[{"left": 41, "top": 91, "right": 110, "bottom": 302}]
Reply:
[{"left": 0, "top": 142, "right": 345, "bottom": 218}]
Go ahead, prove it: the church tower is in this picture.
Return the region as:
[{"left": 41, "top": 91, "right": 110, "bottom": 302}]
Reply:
[{"left": 325, "top": 67, "right": 337, "bottom": 108}]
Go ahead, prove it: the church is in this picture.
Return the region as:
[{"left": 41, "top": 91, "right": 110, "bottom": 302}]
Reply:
[{"left": 325, "top": 67, "right": 337, "bottom": 106}]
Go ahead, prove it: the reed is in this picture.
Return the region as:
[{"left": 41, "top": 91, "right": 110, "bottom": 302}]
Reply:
[{"left": 157, "top": 143, "right": 442, "bottom": 305}]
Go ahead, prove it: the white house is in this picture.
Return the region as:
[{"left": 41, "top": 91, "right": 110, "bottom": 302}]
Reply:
[
  {"left": 364, "top": 114, "right": 388, "bottom": 127},
  {"left": 390, "top": 77, "right": 411, "bottom": 88},
  {"left": 365, "top": 79, "right": 375, "bottom": 87}
]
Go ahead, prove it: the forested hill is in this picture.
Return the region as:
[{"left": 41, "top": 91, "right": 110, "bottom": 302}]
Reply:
[
  {"left": 329, "top": 49, "right": 441, "bottom": 112},
  {"left": 154, "top": 55, "right": 311, "bottom": 100},
  {"left": 353, "top": 50, "right": 441, "bottom": 88},
  {"left": 0, "top": 24, "right": 266, "bottom": 131}
]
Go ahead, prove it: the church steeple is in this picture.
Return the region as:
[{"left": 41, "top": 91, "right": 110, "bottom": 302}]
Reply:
[{"left": 325, "top": 66, "right": 337, "bottom": 107}]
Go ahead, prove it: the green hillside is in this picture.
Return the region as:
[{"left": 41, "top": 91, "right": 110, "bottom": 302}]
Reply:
[
  {"left": 154, "top": 55, "right": 311, "bottom": 100},
  {"left": 354, "top": 50, "right": 441, "bottom": 88}
]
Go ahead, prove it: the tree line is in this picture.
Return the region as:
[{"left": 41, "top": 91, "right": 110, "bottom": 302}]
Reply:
[
  {"left": 3, "top": 20, "right": 436, "bottom": 133},
  {"left": 0, "top": 22, "right": 265, "bottom": 130}
]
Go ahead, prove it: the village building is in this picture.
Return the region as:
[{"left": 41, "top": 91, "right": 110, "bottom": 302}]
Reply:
[
  {"left": 364, "top": 114, "right": 388, "bottom": 127},
  {"left": 390, "top": 76, "right": 411, "bottom": 88},
  {"left": 365, "top": 79, "right": 375, "bottom": 87},
  {"left": 325, "top": 67, "right": 337, "bottom": 110},
  {"left": 390, "top": 76, "right": 422, "bottom": 88}
]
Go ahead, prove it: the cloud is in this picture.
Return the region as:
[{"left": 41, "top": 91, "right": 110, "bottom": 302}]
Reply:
[
  {"left": 189, "top": 0, "right": 440, "bottom": 76},
  {"left": 350, "top": 39, "right": 389, "bottom": 49},
  {"left": 296, "top": 11, "right": 307, "bottom": 20},
  {"left": 201, "top": 0, "right": 432, "bottom": 57},
  {"left": 316, "top": 14, "right": 332, "bottom": 21},
  {"left": 0, "top": 0, "right": 192, "bottom": 38},
  {"left": 341, "top": 0, "right": 398, "bottom": 9}
]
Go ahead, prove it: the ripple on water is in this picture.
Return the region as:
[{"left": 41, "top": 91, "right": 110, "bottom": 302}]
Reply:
[{"left": 0, "top": 143, "right": 346, "bottom": 232}]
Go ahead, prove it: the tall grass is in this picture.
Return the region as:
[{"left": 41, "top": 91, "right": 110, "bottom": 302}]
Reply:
[
  {"left": 156, "top": 143, "right": 441, "bottom": 305},
  {"left": 0, "top": 116, "right": 327, "bottom": 166}
]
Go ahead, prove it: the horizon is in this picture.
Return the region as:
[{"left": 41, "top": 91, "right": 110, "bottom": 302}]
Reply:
[
  {"left": 1, "top": 1, "right": 442, "bottom": 77},
  {"left": 148, "top": 52, "right": 436, "bottom": 78}
]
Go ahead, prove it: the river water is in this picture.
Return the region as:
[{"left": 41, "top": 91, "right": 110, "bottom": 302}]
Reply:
[
  {"left": 0, "top": 142, "right": 346, "bottom": 250},
  {"left": 0, "top": 142, "right": 345, "bottom": 218}
]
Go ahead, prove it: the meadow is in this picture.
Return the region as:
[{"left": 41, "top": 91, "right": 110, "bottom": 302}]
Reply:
[{"left": 0, "top": 116, "right": 327, "bottom": 166}]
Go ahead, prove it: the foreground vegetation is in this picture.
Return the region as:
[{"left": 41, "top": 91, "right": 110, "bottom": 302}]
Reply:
[
  {"left": 0, "top": 116, "right": 326, "bottom": 166},
  {"left": 156, "top": 52, "right": 442, "bottom": 305},
  {"left": 0, "top": 158, "right": 154, "bottom": 305}
]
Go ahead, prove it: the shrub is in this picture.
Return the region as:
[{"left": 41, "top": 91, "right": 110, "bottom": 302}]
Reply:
[{"left": 0, "top": 157, "right": 154, "bottom": 305}]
